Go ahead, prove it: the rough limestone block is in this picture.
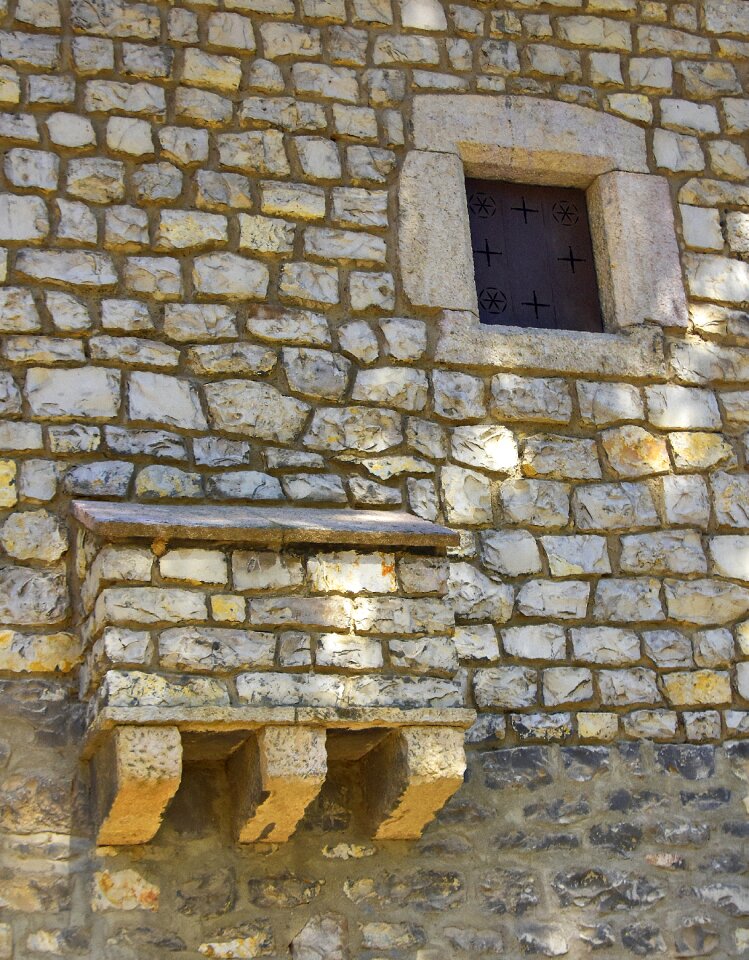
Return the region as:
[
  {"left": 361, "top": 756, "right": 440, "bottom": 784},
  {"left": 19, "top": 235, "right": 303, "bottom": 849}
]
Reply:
[
  {"left": 588, "top": 172, "right": 688, "bottom": 329},
  {"left": 363, "top": 726, "right": 466, "bottom": 839},
  {"left": 230, "top": 725, "right": 327, "bottom": 843},
  {"left": 93, "top": 725, "right": 182, "bottom": 845}
]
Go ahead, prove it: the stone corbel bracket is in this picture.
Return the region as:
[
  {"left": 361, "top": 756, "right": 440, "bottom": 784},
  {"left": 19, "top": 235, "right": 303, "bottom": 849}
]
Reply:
[{"left": 73, "top": 502, "right": 475, "bottom": 846}]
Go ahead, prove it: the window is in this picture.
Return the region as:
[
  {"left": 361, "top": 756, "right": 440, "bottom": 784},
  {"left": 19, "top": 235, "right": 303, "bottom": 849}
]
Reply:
[
  {"left": 399, "top": 95, "right": 688, "bottom": 357},
  {"left": 466, "top": 179, "right": 603, "bottom": 333}
]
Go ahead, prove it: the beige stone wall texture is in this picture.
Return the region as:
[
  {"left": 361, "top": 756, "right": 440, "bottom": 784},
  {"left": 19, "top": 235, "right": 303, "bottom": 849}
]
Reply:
[{"left": 0, "top": 0, "right": 749, "bottom": 953}]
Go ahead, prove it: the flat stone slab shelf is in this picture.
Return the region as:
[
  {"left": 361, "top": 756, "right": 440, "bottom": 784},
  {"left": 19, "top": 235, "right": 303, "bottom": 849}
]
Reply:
[
  {"left": 71, "top": 501, "right": 460, "bottom": 549},
  {"left": 82, "top": 705, "right": 477, "bottom": 758}
]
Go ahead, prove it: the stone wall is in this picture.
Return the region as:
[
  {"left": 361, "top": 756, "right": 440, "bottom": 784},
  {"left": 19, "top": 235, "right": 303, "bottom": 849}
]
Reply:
[{"left": 0, "top": 0, "right": 748, "bottom": 953}]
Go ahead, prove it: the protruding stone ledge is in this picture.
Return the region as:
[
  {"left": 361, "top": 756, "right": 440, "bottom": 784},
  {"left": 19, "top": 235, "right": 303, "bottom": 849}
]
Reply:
[
  {"left": 71, "top": 502, "right": 460, "bottom": 550},
  {"left": 75, "top": 507, "right": 471, "bottom": 845},
  {"left": 82, "top": 704, "right": 477, "bottom": 758},
  {"left": 92, "top": 725, "right": 182, "bottom": 846}
]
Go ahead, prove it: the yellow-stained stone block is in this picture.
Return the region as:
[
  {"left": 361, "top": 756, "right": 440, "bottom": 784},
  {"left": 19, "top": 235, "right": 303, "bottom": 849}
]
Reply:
[
  {"left": 0, "top": 459, "right": 17, "bottom": 507},
  {"left": 364, "top": 726, "right": 466, "bottom": 840},
  {"left": 0, "top": 630, "right": 82, "bottom": 672},
  {"left": 211, "top": 594, "right": 246, "bottom": 623},
  {"left": 662, "top": 669, "right": 732, "bottom": 706},
  {"left": 578, "top": 712, "right": 619, "bottom": 741},
  {"left": 91, "top": 868, "right": 160, "bottom": 911},
  {"left": 93, "top": 725, "right": 182, "bottom": 846},
  {"left": 230, "top": 725, "right": 327, "bottom": 843}
]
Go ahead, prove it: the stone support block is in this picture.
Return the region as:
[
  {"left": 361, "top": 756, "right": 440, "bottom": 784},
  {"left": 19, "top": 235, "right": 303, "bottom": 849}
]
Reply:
[
  {"left": 363, "top": 726, "right": 466, "bottom": 840},
  {"left": 93, "top": 725, "right": 182, "bottom": 846},
  {"left": 230, "top": 725, "right": 327, "bottom": 843}
]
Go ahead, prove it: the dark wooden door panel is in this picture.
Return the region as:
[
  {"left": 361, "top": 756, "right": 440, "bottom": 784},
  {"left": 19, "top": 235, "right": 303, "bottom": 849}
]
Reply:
[{"left": 466, "top": 178, "right": 603, "bottom": 333}]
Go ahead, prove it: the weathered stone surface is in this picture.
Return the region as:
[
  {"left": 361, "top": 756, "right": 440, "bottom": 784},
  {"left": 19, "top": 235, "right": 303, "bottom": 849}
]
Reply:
[
  {"left": 26, "top": 367, "right": 120, "bottom": 420},
  {"left": 453, "top": 624, "right": 499, "bottom": 662},
  {"left": 399, "top": 151, "right": 475, "bottom": 311},
  {"left": 451, "top": 425, "right": 518, "bottom": 473},
  {"left": 491, "top": 375, "right": 572, "bottom": 423},
  {"left": 353, "top": 596, "right": 453, "bottom": 635},
  {"left": 598, "top": 668, "right": 660, "bottom": 706},
  {"left": 129, "top": 372, "right": 207, "bottom": 431},
  {"left": 205, "top": 380, "right": 310, "bottom": 443},
  {"left": 589, "top": 172, "right": 687, "bottom": 329},
  {"left": 17, "top": 249, "right": 116, "bottom": 287},
  {"left": 0, "top": 509, "right": 66, "bottom": 563},
  {"left": 662, "top": 475, "right": 710, "bottom": 527},
  {"left": 601, "top": 426, "right": 670, "bottom": 477},
  {"left": 711, "top": 472, "right": 749, "bottom": 527},
  {"left": 0, "top": 565, "right": 67, "bottom": 625},
  {"left": 309, "top": 551, "right": 397, "bottom": 594},
  {"left": 193, "top": 254, "right": 269, "bottom": 301},
  {"left": 291, "top": 915, "right": 347, "bottom": 960},
  {"left": 99, "top": 670, "right": 230, "bottom": 708},
  {"left": 351, "top": 366, "right": 427, "bottom": 411},
  {"left": 594, "top": 578, "right": 664, "bottom": 622},
  {"left": 541, "top": 536, "right": 610, "bottom": 576},
  {"left": 160, "top": 549, "right": 228, "bottom": 585},
  {"left": 501, "top": 480, "right": 570, "bottom": 528},
  {"left": 502, "top": 625, "right": 566, "bottom": 661},
  {"left": 642, "top": 629, "right": 692, "bottom": 668},
  {"left": 662, "top": 670, "right": 731, "bottom": 707},
  {"left": 441, "top": 465, "right": 493, "bottom": 524},
  {"left": 448, "top": 562, "right": 514, "bottom": 622},
  {"left": 481, "top": 530, "right": 542, "bottom": 577},
  {"left": 664, "top": 579, "right": 749, "bottom": 625},
  {"left": 94, "top": 587, "right": 207, "bottom": 628},
  {"left": 160, "top": 627, "right": 274, "bottom": 671},
  {"left": 91, "top": 868, "right": 160, "bottom": 911},
  {"left": 433, "top": 370, "right": 487, "bottom": 421},
  {"left": 620, "top": 531, "right": 707, "bottom": 575},
  {"left": 522, "top": 436, "right": 601, "bottom": 481},
  {"left": 571, "top": 627, "right": 640, "bottom": 664},
  {"left": 474, "top": 666, "right": 537, "bottom": 709},
  {"left": 517, "top": 580, "right": 589, "bottom": 619},
  {"left": 0, "top": 631, "right": 82, "bottom": 673},
  {"left": 305, "top": 406, "right": 401, "bottom": 452}
]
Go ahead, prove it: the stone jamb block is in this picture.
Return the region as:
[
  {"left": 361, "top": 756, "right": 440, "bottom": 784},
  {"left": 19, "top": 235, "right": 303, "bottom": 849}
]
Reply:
[
  {"left": 92, "top": 724, "right": 182, "bottom": 845},
  {"left": 399, "top": 93, "right": 687, "bottom": 345},
  {"left": 362, "top": 725, "right": 466, "bottom": 839},
  {"left": 229, "top": 724, "right": 327, "bottom": 843},
  {"left": 587, "top": 172, "right": 688, "bottom": 330}
]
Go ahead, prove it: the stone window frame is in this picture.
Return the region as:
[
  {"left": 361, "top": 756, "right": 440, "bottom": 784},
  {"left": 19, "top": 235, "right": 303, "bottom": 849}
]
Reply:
[{"left": 398, "top": 95, "right": 688, "bottom": 374}]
